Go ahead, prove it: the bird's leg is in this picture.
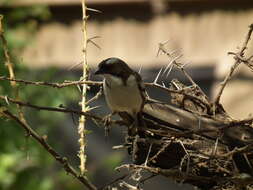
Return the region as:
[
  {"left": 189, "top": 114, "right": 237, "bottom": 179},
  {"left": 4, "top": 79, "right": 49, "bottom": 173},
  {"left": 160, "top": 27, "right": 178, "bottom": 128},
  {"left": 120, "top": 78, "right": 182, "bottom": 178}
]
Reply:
[
  {"left": 136, "top": 112, "right": 147, "bottom": 137},
  {"left": 102, "top": 111, "right": 116, "bottom": 137},
  {"left": 128, "top": 112, "right": 146, "bottom": 137}
]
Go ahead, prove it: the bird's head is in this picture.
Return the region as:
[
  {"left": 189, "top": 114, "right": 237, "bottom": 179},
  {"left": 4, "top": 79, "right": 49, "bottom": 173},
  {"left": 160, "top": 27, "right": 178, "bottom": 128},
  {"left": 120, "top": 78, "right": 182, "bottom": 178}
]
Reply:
[{"left": 94, "top": 57, "right": 132, "bottom": 78}]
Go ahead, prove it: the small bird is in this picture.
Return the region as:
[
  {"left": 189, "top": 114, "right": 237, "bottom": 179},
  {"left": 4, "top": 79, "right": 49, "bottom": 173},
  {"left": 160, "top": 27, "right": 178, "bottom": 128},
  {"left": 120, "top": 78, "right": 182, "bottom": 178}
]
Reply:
[{"left": 94, "top": 57, "right": 146, "bottom": 132}]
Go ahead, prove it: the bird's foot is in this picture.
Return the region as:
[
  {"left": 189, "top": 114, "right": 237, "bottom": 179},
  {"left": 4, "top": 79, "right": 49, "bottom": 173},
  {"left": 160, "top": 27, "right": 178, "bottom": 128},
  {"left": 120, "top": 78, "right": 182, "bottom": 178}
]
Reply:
[
  {"left": 102, "top": 113, "right": 115, "bottom": 137},
  {"left": 103, "top": 114, "right": 112, "bottom": 126}
]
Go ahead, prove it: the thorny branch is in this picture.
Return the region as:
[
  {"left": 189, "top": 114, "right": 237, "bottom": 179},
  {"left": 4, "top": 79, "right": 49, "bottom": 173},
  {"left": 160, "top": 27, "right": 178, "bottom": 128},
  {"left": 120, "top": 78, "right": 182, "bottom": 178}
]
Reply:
[
  {"left": 0, "top": 15, "right": 15, "bottom": 85},
  {"left": 0, "top": 15, "right": 28, "bottom": 140},
  {"left": 0, "top": 76, "right": 102, "bottom": 88},
  {"left": 157, "top": 41, "right": 210, "bottom": 104},
  {"left": 78, "top": 0, "right": 89, "bottom": 175},
  {"left": 2, "top": 110, "right": 97, "bottom": 190},
  {"left": 0, "top": 95, "right": 125, "bottom": 126},
  {"left": 214, "top": 24, "right": 253, "bottom": 105},
  {"left": 0, "top": 76, "right": 210, "bottom": 110}
]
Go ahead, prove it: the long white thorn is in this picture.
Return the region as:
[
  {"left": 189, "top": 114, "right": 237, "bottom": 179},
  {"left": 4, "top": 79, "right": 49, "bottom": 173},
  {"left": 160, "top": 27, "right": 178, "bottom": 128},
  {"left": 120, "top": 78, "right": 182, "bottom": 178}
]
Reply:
[
  {"left": 153, "top": 67, "right": 163, "bottom": 84},
  {"left": 163, "top": 59, "right": 174, "bottom": 75},
  {"left": 166, "top": 64, "right": 174, "bottom": 78},
  {"left": 138, "top": 65, "right": 142, "bottom": 74}
]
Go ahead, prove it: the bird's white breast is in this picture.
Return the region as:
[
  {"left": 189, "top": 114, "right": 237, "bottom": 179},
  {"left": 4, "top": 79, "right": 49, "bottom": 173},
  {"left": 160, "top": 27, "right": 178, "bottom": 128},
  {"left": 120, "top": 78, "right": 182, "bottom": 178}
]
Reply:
[{"left": 103, "top": 74, "right": 143, "bottom": 115}]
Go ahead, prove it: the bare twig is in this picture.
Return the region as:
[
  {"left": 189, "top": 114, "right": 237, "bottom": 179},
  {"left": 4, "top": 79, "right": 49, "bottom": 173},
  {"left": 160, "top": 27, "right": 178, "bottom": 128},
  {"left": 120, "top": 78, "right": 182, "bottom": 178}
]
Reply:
[
  {"left": 86, "top": 7, "right": 102, "bottom": 13},
  {"left": 0, "top": 76, "right": 102, "bottom": 88},
  {"left": 86, "top": 86, "right": 103, "bottom": 105},
  {"left": 148, "top": 141, "right": 172, "bottom": 164},
  {"left": 0, "top": 77, "right": 211, "bottom": 110},
  {"left": 0, "top": 15, "right": 28, "bottom": 132},
  {"left": 220, "top": 143, "right": 253, "bottom": 158},
  {"left": 0, "top": 15, "right": 15, "bottom": 86},
  {"left": 144, "top": 143, "right": 153, "bottom": 166},
  {"left": 2, "top": 110, "right": 97, "bottom": 190},
  {"left": 0, "top": 95, "right": 125, "bottom": 126},
  {"left": 214, "top": 24, "right": 253, "bottom": 105},
  {"left": 228, "top": 51, "right": 253, "bottom": 72}
]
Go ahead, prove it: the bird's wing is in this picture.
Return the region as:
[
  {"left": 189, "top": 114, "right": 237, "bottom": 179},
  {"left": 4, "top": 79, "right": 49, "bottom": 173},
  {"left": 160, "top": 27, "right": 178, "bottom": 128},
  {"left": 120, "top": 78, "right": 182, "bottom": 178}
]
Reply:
[{"left": 133, "top": 71, "right": 149, "bottom": 101}]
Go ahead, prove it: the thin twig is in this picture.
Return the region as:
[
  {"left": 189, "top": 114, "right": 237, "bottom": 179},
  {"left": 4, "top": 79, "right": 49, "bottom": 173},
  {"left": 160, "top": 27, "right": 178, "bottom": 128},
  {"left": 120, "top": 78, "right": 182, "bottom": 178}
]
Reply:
[
  {"left": 0, "top": 95, "right": 125, "bottom": 126},
  {"left": 148, "top": 140, "right": 172, "bottom": 164},
  {"left": 0, "top": 77, "right": 211, "bottom": 110},
  {"left": 0, "top": 16, "right": 15, "bottom": 86},
  {"left": 220, "top": 143, "right": 253, "bottom": 158},
  {"left": 0, "top": 76, "right": 102, "bottom": 88},
  {"left": 2, "top": 110, "right": 97, "bottom": 190},
  {"left": 86, "top": 86, "right": 103, "bottom": 105},
  {"left": 0, "top": 15, "right": 28, "bottom": 133},
  {"left": 214, "top": 24, "right": 253, "bottom": 105}
]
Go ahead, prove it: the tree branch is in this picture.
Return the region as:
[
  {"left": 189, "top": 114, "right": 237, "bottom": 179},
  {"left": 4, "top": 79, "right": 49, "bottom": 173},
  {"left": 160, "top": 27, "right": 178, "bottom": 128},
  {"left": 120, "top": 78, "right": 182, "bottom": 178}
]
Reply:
[
  {"left": 214, "top": 24, "right": 253, "bottom": 105},
  {"left": 2, "top": 109, "right": 97, "bottom": 190},
  {"left": 0, "top": 95, "right": 125, "bottom": 126},
  {"left": 0, "top": 76, "right": 102, "bottom": 88}
]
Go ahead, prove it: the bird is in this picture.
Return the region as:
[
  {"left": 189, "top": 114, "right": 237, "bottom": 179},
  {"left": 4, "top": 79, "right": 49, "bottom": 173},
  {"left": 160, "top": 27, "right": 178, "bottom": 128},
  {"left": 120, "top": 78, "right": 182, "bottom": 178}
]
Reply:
[{"left": 94, "top": 57, "right": 146, "bottom": 134}]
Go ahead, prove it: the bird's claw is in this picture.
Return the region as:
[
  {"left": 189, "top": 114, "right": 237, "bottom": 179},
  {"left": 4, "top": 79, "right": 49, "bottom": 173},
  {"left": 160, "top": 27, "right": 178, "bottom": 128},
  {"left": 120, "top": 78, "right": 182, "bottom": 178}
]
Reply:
[
  {"left": 103, "top": 114, "right": 112, "bottom": 126},
  {"left": 102, "top": 114, "right": 113, "bottom": 137}
]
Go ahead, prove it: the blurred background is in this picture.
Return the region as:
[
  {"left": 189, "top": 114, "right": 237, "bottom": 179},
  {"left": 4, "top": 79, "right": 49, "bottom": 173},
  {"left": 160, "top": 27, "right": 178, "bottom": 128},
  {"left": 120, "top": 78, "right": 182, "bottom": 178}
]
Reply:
[{"left": 0, "top": 0, "right": 253, "bottom": 189}]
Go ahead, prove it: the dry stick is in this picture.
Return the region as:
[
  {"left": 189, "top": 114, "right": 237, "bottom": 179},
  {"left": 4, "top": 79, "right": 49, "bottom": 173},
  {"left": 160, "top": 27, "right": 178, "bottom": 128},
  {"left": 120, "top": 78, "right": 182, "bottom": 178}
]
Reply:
[
  {"left": 0, "top": 95, "right": 125, "bottom": 125},
  {"left": 228, "top": 51, "right": 253, "bottom": 72},
  {"left": 0, "top": 77, "right": 211, "bottom": 110},
  {"left": 85, "top": 86, "right": 103, "bottom": 105},
  {"left": 220, "top": 142, "right": 253, "bottom": 158},
  {"left": 214, "top": 24, "right": 253, "bottom": 105},
  {"left": 2, "top": 110, "right": 97, "bottom": 190},
  {"left": 0, "top": 16, "right": 15, "bottom": 86},
  {"left": 0, "top": 77, "right": 208, "bottom": 111},
  {"left": 0, "top": 16, "right": 27, "bottom": 127},
  {"left": 78, "top": 0, "right": 89, "bottom": 175},
  {"left": 0, "top": 76, "right": 102, "bottom": 88}
]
